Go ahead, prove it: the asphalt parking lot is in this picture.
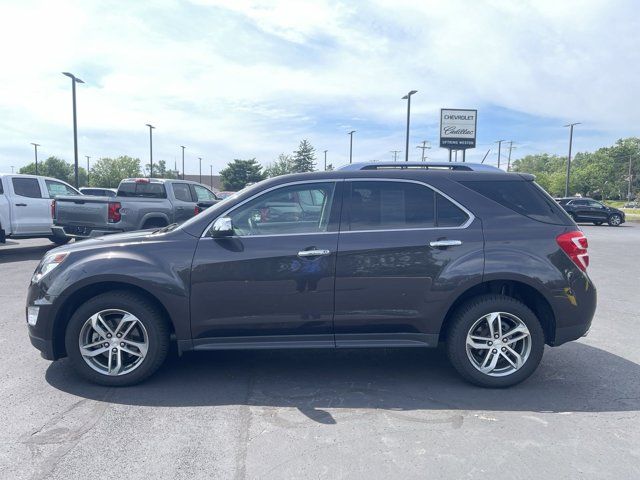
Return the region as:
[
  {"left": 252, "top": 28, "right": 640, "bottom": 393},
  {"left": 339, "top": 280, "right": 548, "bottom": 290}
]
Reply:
[{"left": 0, "top": 225, "right": 639, "bottom": 480}]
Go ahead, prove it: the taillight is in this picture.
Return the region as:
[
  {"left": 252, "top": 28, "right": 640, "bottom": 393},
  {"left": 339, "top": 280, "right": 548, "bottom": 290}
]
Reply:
[
  {"left": 51, "top": 200, "right": 56, "bottom": 219},
  {"left": 194, "top": 205, "right": 201, "bottom": 215},
  {"left": 108, "top": 202, "right": 122, "bottom": 223},
  {"left": 556, "top": 230, "right": 589, "bottom": 271}
]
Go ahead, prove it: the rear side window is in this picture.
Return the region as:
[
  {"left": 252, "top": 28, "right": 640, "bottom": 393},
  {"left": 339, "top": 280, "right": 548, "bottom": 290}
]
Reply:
[
  {"left": 192, "top": 184, "right": 218, "bottom": 201},
  {"left": 45, "top": 180, "right": 79, "bottom": 197},
  {"left": 118, "top": 182, "right": 167, "bottom": 198},
  {"left": 461, "top": 180, "right": 571, "bottom": 225},
  {"left": 172, "top": 183, "right": 193, "bottom": 202},
  {"left": 436, "top": 194, "right": 469, "bottom": 227},
  {"left": 12, "top": 178, "right": 42, "bottom": 198}
]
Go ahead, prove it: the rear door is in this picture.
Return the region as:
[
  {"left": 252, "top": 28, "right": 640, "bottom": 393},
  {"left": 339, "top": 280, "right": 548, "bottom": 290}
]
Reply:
[
  {"left": 333, "top": 179, "right": 483, "bottom": 347},
  {"left": 586, "top": 200, "right": 609, "bottom": 222},
  {"left": 10, "top": 177, "right": 51, "bottom": 235}
]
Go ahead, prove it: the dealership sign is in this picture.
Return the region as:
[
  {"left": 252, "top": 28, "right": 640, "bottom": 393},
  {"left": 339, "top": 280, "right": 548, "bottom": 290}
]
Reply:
[{"left": 440, "top": 109, "right": 477, "bottom": 149}]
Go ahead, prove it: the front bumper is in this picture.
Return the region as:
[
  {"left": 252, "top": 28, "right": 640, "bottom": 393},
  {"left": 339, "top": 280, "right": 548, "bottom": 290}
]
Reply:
[{"left": 26, "top": 282, "right": 62, "bottom": 360}]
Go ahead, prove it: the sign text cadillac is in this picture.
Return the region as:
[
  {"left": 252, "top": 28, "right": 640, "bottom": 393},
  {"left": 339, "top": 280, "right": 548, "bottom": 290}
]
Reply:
[{"left": 440, "top": 109, "right": 477, "bottom": 149}]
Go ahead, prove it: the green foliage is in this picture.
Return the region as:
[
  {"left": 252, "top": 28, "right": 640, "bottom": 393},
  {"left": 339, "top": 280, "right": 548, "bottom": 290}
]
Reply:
[
  {"left": 265, "top": 154, "right": 295, "bottom": 178},
  {"left": 511, "top": 137, "right": 640, "bottom": 199},
  {"left": 19, "top": 156, "right": 87, "bottom": 187},
  {"left": 89, "top": 156, "right": 142, "bottom": 188},
  {"left": 291, "top": 139, "right": 316, "bottom": 173},
  {"left": 144, "top": 160, "right": 178, "bottom": 179},
  {"left": 220, "top": 159, "right": 265, "bottom": 191}
]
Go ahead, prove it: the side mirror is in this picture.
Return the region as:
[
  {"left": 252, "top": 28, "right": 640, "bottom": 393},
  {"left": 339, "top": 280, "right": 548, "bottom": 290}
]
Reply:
[{"left": 211, "top": 216, "right": 234, "bottom": 238}]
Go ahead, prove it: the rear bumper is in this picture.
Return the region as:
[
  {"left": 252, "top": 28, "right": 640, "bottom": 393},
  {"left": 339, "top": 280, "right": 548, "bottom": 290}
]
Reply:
[{"left": 52, "top": 225, "right": 124, "bottom": 239}]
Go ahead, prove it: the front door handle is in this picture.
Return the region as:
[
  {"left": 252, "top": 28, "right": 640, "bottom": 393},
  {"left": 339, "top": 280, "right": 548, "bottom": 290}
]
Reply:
[
  {"left": 298, "top": 249, "right": 331, "bottom": 257},
  {"left": 429, "top": 240, "right": 462, "bottom": 248},
  {"left": 15, "top": 203, "right": 27, "bottom": 207}
]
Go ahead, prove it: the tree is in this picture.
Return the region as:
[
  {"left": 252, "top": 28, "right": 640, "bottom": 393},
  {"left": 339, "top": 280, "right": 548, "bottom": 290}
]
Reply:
[
  {"left": 90, "top": 156, "right": 142, "bottom": 188},
  {"left": 19, "top": 156, "right": 87, "bottom": 187},
  {"left": 291, "top": 139, "right": 316, "bottom": 173},
  {"left": 220, "top": 159, "right": 265, "bottom": 191},
  {"left": 144, "top": 160, "right": 177, "bottom": 179},
  {"left": 265, "top": 154, "right": 295, "bottom": 178}
]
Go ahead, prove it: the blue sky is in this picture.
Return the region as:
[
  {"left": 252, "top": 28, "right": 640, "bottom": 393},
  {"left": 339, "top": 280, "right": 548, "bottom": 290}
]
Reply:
[{"left": 1, "top": 0, "right": 638, "bottom": 175}]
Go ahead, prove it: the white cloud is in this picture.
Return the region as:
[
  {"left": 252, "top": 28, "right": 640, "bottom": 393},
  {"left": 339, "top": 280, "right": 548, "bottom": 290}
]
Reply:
[{"left": 0, "top": 0, "right": 638, "bottom": 174}]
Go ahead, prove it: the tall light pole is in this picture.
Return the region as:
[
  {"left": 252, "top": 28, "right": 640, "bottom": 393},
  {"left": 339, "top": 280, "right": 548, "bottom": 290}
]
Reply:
[
  {"left": 210, "top": 164, "right": 213, "bottom": 189},
  {"left": 402, "top": 90, "right": 417, "bottom": 162},
  {"left": 86, "top": 155, "right": 90, "bottom": 185},
  {"left": 628, "top": 154, "right": 633, "bottom": 200},
  {"left": 348, "top": 130, "right": 356, "bottom": 164},
  {"left": 30, "top": 143, "right": 40, "bottom": 175},
  {"left": 180, "top": 145, "right": 186, "bottom": 180},
  {"left": 564, "top": 123, "right": 580, "bottom": 197},
  {"left": 323, "top": 150, "right": 328, "bottom": 171},
  {"left": 62, "top": 72, "right": 84, "bottom": 188},
  {"left": 198, "top": 157, "right": 202, "bottom": 183},
  {"left": 416, "top": 141, "right": 430, "bottom": 161},
  {"left": 391, "top": 150, "right": 401, "bottom": 162},
  {"left": 145, "top": 124, "right": 155, "bottom": 177},
  {"left": 495, "top": 140, "right": 505, "bottom": 169}
]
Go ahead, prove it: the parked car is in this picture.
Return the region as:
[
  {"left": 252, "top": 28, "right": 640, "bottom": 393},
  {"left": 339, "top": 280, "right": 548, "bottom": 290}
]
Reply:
[
  {"left": 0, "top": 173, "right": 80, "bottom": 245},
  {"left": 80, "top": 187, "right": 117, "bottom": 198},
  {"left": 623, "top": 201, "right": 639, "bottom": 209},
  {"left": 51, "top": 178, "right": 220, "bottom": 240},
  {"left": 555, "top": 197, "right": 625, "bottom": 226},
  {"left": 27, "top": 166, "right": 596, "bottom": 388}
]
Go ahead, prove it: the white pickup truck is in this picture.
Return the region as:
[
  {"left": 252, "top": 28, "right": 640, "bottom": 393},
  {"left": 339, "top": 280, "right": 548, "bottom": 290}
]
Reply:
[{"left": 0, "top": 173, "right": 80, "bottom": 245}]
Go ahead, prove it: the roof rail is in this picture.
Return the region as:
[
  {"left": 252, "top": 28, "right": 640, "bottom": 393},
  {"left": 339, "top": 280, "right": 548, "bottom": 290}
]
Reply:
[{"left": 338, "top": 161, "right": 503, "bottom": 172}]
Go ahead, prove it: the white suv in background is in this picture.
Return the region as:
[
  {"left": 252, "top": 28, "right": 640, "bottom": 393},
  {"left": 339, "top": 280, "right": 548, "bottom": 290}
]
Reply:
[{"left": 0, "top": 174, "right": 80, "bottom": 245}]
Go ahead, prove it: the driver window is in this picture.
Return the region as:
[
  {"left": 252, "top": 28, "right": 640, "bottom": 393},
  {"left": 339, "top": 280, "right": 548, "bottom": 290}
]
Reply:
[{"left": 229, "top": 182, "right": 336, "bottom": 236}]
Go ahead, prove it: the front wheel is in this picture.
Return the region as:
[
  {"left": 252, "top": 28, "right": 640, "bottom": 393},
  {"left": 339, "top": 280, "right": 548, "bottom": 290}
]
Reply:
[
  {"left": 446, "top": 295, "right": 545, "bottom": 388},
  {"left": 50, "top": 236, "right": 71, "bottom": 246},
  {"left": 64, "top": 291, "right": 170, "bottom": 386},
  {"left": 608, "top": 214, "right": 622, "bottom": 226}
]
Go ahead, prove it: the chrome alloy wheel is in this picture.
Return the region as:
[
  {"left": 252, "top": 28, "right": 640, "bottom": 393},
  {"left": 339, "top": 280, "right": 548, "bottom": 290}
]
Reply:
[
  {"left": 609, "top": 215, "right": 622, "bottom": 226},
  {"left": 78, "top": 309, "right": 149, "bottom": 376},
  {"left": 465, "top": 312, "right": 532, "bottom": 377}
]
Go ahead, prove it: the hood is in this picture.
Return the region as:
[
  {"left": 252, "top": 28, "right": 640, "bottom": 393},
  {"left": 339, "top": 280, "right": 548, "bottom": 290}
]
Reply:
[{"left": 50, "top": 229, "right": 172, "bottom": 256}]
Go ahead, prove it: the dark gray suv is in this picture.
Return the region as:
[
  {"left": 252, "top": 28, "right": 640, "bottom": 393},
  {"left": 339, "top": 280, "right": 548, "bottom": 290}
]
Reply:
[{"left": 26, "top": 165, "right": 596, "bottom": 387}]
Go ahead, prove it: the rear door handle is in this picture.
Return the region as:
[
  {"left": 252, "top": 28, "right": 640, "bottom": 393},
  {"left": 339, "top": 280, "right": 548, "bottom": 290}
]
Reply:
[
  {"left": 15, "top": 203, "right": 27, "bottom": 207},
  {"left": 429, "top": 240, "right": 462, "bottom": 248},
  {"left": 298, "top": 249, "right": 331, "bottom": 257}
]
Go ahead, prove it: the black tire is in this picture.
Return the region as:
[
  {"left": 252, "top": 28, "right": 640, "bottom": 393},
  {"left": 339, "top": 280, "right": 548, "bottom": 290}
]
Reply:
[
  {"left": 64, "top": 291, "right": 170, "bottom": 386},
  {"left": 142, "top": 218, "right": 168, "bottom": 230},
  {"left": 0, "top": 227, "right": 5, "bottom": 244},
  {"left": 446, "top": 294, "right": 545, "bottom": 388},
  {"left": 568, "top": 212, "right": 577, "bottom": 223},
  {"left": 50, "top": 236, "right": 71, "bottom": 246},
  {"left": 593, "top": 221, "right": 603, "bottom": 226},
  {"left": 608, "top": 214, "right": 622, "bottom": 226}
]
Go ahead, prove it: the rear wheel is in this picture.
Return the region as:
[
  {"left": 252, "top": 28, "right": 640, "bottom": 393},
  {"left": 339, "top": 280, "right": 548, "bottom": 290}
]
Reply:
[
  {"left": 446, "top": 295, "right": 545, "bottom": 387},
  {"left": 64, "top": 291, "right": 170, "bottom": 386},
  {"left": 593, "top": 221, "right": 603, "bottom": 226},
  {"left": 608, "top": 214, "right": 622, "bottom": 226}
]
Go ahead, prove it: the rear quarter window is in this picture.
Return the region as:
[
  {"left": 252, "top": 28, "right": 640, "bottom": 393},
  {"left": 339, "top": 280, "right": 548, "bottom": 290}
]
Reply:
[{"left": 461, "top": 180, "right": 572, "bottom": 225}]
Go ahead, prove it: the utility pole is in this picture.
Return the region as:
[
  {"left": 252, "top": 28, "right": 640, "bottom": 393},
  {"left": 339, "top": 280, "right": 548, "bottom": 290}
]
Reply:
[
  {"left": 495, "top": 140, "right": 505, "bottom": 169},
  {"left": 416, "top": 141, "right": 430, "bottom": 161},
  {"left": 180, "top": 146, "right": 186, "bottom": 180},
  {"left": 390, "top": 150, "right": 401, "bottom": 162},
  {"left": 30, "top": 143, "right": 40, "bottom": 175},
  {"left": 323, "top": 150, "right": 328, "bottom": 171},
  {"left": 564, "top": 123, "right": 580, "bottom": 197},
  {"left": 402, "top": 90, "right": 417, "bottom": 162},
  {"left": 348, "top": 130, "right": 356, "bottom": 163},
  {"left": 86, "top": 155, "right": 90, "bottom": 185},
  {"left": 198, "top": 157, "right": 202, "bottom": 183},
  {"left": 629, "top": 154, "right": 634, "bottom": 200},
  {"left": 507, "top": 141, "right": 514, "bottom": 171},
  {"left": 62, "top": 72, "right": 84, "bottom": 188},
  {"left": 145, "top": 124, "right": 155, "bottom": 177}
]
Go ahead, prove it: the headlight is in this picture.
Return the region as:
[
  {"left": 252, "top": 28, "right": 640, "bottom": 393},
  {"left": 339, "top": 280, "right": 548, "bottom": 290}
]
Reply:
[{"left": 32, "top": 253, "right": 69, "bottom": 283}]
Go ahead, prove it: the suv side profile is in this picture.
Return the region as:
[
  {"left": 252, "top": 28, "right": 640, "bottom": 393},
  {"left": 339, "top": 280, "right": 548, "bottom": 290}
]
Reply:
[
  {"left": 26, "top": 169, "right": 596, "bottom": 388},
  {"left": 555, "top": 197, "right": 625, "bottom": 226}
]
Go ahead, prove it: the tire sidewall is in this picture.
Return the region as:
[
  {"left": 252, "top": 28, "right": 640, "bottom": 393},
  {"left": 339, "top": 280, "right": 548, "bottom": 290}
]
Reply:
[
  {"left": 64, "top": 292, "right": 168, "bottom": 386},
  {"left": 447, "top": 295, "right": 545, "bottom": 388},
  {"left": 608, "top": 214, "right": 621, "bottom": 226}
]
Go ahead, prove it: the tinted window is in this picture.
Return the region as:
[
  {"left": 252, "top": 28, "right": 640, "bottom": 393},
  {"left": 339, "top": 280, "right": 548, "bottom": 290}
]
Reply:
[
  {"left": 348, "top": 181, "right": 434, "bottom": 231},
  {"left": 0, "top": 178, "right": 3, "bottom": 194},
  {"left": 45, "top": 180, "right": 78, "bottom": 197},
  {"left": 436, "top": 194, "right": 469, "bottom": 227},
  {"left": 587, "top": 201, "right": 604, "bottom": 208},
  {"left": 461, "top": 180, "right": 571, "bottom": 225},
  {"left": 12, "top": 178, "right": 41, "bottom": 198},
  {"left": 192, "top": 184, "right": 217, "bottom": 201},
  {"left": 229, "top": 182, "right": 336, "bottom": 236},
  {"left": 172, "top": 183, "right": 192, "bottom": 202},
  {"left": 118, "top": 182, "right": 167, "bottom": 198},
  {"left": 571, "top": 199, "right": 588, "bottom": 206}
]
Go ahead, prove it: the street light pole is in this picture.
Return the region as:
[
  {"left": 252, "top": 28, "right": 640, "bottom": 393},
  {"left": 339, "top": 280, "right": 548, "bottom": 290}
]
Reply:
[
  {"left": 62, "top": 72, "right": 84, "bottom": 188},
  {"left": 495, "top": 140, "right": 505, "bottom": 169},
  {"left": 564, "top": 123, "right": 580, "bottom": 197},
  {"left": 323, "top": 150, "right": 328, "bottom": 171},
  {"left": 145, "top": 124, "right": 155, "bottom": 177},
  {"left": 628, "top": 154, "right": 633, "bottom": 200},
  {"left": 402, "top": 90, "right": 418, "bottom": 162},
  {"left": 86, "top": 155, "right": 90, "bottom": 185},
  {"left": 198, "top": 157, "right": 202, "bottom": 183},
  {"left": 210, "top": 164, "right": 213, "bottom": 189},
  {"left": 348, "top": 130, "right": 356, "bottom": 164},
  {"left": 180, "top": 146, "right": 186, "bottom": 180},
  {"left": 30, "top": 143, "right": 40, "bottom": 175}
]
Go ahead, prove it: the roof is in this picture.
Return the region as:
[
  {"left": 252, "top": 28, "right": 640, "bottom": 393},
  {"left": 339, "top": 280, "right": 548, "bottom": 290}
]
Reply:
[{"left": 339, "top": 161, "right": 503, "bottom": 172}]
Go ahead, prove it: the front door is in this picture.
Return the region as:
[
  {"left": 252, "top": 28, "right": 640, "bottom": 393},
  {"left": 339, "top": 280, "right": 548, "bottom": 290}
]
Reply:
[
  {"left": 333, "top": 179, "right": 484, "bottom": 347},
  {"left": 10, "top": 177, "right": 51, "bottom": 235},
  {"left": 190, "top": 180, "right": 342, "bottom": 347},
  {"left": 170, "top": 182, "right": 197, "bottom": 223}
]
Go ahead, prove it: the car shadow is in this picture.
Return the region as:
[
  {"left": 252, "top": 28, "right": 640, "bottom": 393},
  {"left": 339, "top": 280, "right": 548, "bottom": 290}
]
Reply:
[
  {"left": 0, "top": 244, "right": 55, "bottom": 263},
  {"left": 45, "top": 341, "right": 640, "bottom": 423}
]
